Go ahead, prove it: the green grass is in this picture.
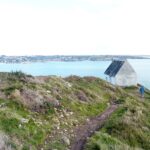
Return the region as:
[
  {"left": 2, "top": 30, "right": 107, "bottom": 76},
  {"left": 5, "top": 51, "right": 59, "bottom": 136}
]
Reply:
[
  {"left": 66, "top": 100, "right": 107, "bottom": 118},
  {"left": 0, "top": 75, "right": 111, "bottom": 149},
  {"left": 0, "top": 73, "right": 149, "bottom": 150},
  {"left": 85, "top": 132, "right": 142, "bottom": 150},
  {"left": 0, "top": 98, "right": 52, "bottom": 149},
  {"left": 85, "top": 92, "right": 150, "bottom": 150},
  {"left": 2, "top": 84, "right": 23, "bottom": 95}
]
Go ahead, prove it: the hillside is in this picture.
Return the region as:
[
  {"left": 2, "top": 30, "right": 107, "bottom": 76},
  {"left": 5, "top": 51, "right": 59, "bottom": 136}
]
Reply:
[{"left": 0, "top": 72, "right": 149, "bottom": 150}]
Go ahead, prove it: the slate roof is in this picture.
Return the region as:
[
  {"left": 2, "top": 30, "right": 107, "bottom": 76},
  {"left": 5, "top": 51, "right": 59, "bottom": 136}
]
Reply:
[{"left": 104, "top": 60, "right": 125, "bottom": 77}]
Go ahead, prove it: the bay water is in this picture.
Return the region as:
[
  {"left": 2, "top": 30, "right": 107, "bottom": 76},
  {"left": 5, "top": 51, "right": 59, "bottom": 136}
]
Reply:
[{"left": 0, "top": 59, "right": 149, "bottom": 89}]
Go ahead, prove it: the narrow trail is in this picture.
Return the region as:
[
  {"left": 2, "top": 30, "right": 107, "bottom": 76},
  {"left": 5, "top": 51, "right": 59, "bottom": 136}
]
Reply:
[{"left": 70, "top": 104, "right": 118, "bottom": 150}]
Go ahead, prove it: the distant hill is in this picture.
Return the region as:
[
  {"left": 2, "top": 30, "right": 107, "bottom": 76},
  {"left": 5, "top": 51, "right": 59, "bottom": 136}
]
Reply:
[
  {"left": 0, "top": 72, "right": 149, "bottom": 150},
  {"left": 0, "top": 55, "right": 149, "bottom": 63}
]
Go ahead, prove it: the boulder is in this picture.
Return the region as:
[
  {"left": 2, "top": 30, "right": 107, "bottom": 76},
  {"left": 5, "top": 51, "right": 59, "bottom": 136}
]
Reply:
[{"left": 62, "top": 136, "right": 70, "bottom": 146}]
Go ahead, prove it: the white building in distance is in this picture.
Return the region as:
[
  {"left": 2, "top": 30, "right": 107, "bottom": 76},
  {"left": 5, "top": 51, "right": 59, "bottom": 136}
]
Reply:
[{"left": 104, "top": 60, "right": 137, "bottom": 87}]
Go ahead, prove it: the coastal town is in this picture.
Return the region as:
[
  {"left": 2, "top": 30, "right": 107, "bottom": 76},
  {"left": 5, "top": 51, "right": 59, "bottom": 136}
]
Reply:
[{"left": 0, "top": 55, "right": 148, "bottom": 63}]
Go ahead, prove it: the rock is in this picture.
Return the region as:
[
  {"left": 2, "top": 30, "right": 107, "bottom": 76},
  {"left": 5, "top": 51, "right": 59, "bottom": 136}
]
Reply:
[
  {"left": 21, "top": 88, "right": 44, "bottom": 109},
  {"left": 107, "top": 102, "right": 110, "bottom": 106},
  {"left": 46, "top": 90, "right": 51, "bottom": 93},
  {"left": 86, "top": 118, "right": 90, "bottom": 122},
  {"left": 0, "top": 133, "right": 11, "bottom": 150},
  {"left": 72, "top": 120, "right": 78, "bottom": 126},
  {"left": 52, "top": 118, "right": 60, "bottom": 124},
  {"left": 62, "top": 136, "right": 70, "bottom": 146},
  {"left": 37, "top": 121, "right": 43, "bottom": 125},
  {"left": 70, "top": 112, "right": 73, "bottom": 115},
  {"left": 60, "top": 114, "right": 64, "bottom": 118},
  {"left": 54, "top": 123, "right": 60, "bottom": 130},
  {"left": 64, "top": 122, "right": 68, "bottom": 125},
  {"left": 75, "top": 90, "right": 88, "bottom": 101},
  {"left": 51, "top": 99, "right": 60, "bottom": 107},
  {"left": 65, "top": 113, "right": 70, "bottom": 117},
  {"left": 0, "top": 103, "right": 6, "bottom": 108},
  {"left": 142, "top": 126, "right": 149, "bottom": 131},
  {"left": 46, "top": 97, "right": 60, "bottom": 107},
  {"left": 70, "top": 130, "right": 74, "bottom": 133},
  {"left": 54, "top": 108, "right": 58, "bottom": 111},
  {"left": 66, "top": 82, "right": 72, "bottom": 88},
  {"left": 20, "top": 118, "right": 29, "bottom": 123}
]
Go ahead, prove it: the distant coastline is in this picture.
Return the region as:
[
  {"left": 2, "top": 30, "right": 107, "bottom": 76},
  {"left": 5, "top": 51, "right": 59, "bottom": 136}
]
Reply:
[{"left": 0, "top": 55, "right": 149, "bottom": 64}]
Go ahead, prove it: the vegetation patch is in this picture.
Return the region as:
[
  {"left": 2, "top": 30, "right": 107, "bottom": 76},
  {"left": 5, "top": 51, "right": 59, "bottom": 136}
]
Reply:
[
  {"left": 0, "top": 73, "right": 149, "bottom": 150},
  {"left": 85, "top": 96, "right": 150, "bottom": 150}
]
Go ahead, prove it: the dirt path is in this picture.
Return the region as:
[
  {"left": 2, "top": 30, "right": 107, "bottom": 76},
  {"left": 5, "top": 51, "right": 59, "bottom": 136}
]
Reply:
[{"left": 70, "top": 104, "right": 118, "bottom": 150}]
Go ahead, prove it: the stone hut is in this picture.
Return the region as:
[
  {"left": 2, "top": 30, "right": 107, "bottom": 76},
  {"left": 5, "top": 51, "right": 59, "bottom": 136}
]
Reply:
[{"left": 104, "top": 60, "right": 137, "bottom": 86}]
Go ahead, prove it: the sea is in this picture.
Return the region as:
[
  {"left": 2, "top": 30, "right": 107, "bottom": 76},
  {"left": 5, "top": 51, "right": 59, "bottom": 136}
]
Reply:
[{"left": 0, "top": 59, "right": 149, "bottom": 89}]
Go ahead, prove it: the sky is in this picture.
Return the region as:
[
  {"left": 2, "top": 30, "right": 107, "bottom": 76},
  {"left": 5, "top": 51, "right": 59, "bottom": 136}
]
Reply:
[{"left": 0, "top": 0, "right": 150, "bottom": 56}]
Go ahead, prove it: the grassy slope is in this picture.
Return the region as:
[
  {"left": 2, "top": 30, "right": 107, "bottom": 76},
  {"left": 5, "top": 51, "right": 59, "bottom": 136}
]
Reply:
[
  {"left": 0, "top": 72, "right": 149, "bottom": 150},
  {"left": 85, "top": 87, "right": 150, "bottom": 150}
]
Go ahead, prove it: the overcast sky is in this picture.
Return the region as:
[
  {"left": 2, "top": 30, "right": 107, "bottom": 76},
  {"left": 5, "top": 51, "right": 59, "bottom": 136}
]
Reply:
[{"left": 0, "top": 0, "right": 150, "bottom": 56}]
